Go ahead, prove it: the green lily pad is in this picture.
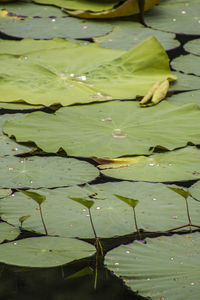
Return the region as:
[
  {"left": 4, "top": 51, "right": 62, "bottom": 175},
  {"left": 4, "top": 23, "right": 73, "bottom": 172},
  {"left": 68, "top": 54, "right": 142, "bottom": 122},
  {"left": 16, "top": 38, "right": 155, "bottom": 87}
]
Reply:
[
  {"left": 0, "top": 16, "right": 113, "bottom": 39},
  {"left": 184, "top": 39, "right": 200, "bottom": 56},
  {"left": 0, "top": 222, "right": 20, "bottom": 243},
  {"left": 0, "top": 114, "right": 33, "bottom": 157},
  {"left": 169, "top": 72, "right": 200, "bottom": 92},
  {"left": 0, "top": 36, "right": 175, "bottom": 106},
  {"left": 1, "top": 182, "right": 200, "bottom": 237},
  {"left": 171, "top": 54, "right": 200, "bottom": 77},
  {"left": 0, "top": 188, "right": 11, "bottom": 198},
  {"left": 95, "top": 21, "right": 179, "bottom": 51},
  {"left": 0, "top": 102, "right": 43, "bottom": 110},
  {"left": 0, "top": 236, "right": 95, "bottom": 267},
  {"left": 145, "top": 0, "right": 200, "bottom": 35},
  {"left": 100, "top": 147, "right": 200, "bottom": 182},
  {"left": 3, "top": 101, "right": 200, "bottom": 158},
  {"left": 0, "top": 0, "right": 66, "bottom": 17},
  {"left": 167, "top": 90, "right": 200, "bottom": 106},
  {"left": 0, "top": 156, "right": 99, "bottom": 188},
  {"left": 105, "top": 233, "right": 200, "bottom": 300}
]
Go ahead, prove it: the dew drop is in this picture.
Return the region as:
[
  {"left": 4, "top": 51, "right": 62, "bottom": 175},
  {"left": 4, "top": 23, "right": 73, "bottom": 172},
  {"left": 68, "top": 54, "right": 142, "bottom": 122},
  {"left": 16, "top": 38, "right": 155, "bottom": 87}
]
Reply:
[
  {"left": 149, "top": 162, "right": 154, "bottom": 167},
  {"left": 190, "top": 282, "right": 195, "bottom": 286},
  {"left": 18, "top": 183, "right": 22, "bottom": 187},
  {"left": 12, "top": 148, "right": 18, "bottom": 151},
  {"left": 70, "top": 73, "right": 75, "bottom": 77},
  {"left": 51, "top": 18, "right": 56, "bottom": 22},
  {"left": 86, "top": 214, "right": 90, "bottom": 217},
  {"left": 168, "top": 163, "right": 172, "bottom": 167},
  {"left": 101, "top": 118, "right": 112, "bottom": 122},
  {"left": 181, "top": 10, "right": 186, "bottom": 14},
  {"left": 83, "top": 25, "right": 88, "bottom": 29},
  {"left": 60, "top": 72, "right": 66, "bottom": 79},
  {"left": 8, "top": 167, "right": 14, "bottom": 171},
  {"left": 82, "top": 208, "right": 86, "bottom": 212},
  {"left": 24, "top": 56, "right": 28, "bottom": 60},
  {"left": 146, "top": 278, "right": 150, "bottom": 281},
  {"left": 125, "top": 250, "right": 130, "bottom": 254},
  {"left": 170, "top": 257, "right": 174, "bottom": 261},
  {"left": 20, "top": 159, "right": 24, "bottom": 163},
  {"left": 97, "top": 92, "right": 103, "bottom": 97},
  {"left": 172, "top": 18, "right": 176, "bottom": 22},
  {"left": 29, "top": 180, "right": 33, "bottom": 184},
  {"left": 152, "top": 197, "right": 157, "bottom": 201},
  {"left": 12, "top": 194, "right": 15, "bottom": 197},
  {"left": 13, "top": 242, "right": 17, "bottom": 245},
  {"left": 112, "top": 129, "right": 127, "bottom": 139},
  {"left": 114, "top": 262, "right": 119, "bottom": 265},
  {"left": 156, "top": 163, "right": 160, "bottom": 167},
  {"left": 198, "top": 20, "right": 200, "bottom": 24},
  {"left": 96, "top": 206, "right": 101, "bottom": 210}
]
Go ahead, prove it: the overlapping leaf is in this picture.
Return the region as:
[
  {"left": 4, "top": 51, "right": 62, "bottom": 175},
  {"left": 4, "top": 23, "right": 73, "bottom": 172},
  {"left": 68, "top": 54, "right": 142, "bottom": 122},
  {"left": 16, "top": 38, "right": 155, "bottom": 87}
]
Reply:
[
  {"left": 0, "top": 236, "right": 95, "bottom": 267},
  {"left": 3, "top": 101, "right": 200, "bottom": 158},
  {"left": 1, "top": 182, "right": 200, "bottom": 237},
  {"left": 0, "top": 156, "right": 99, "bottom": 188},
  {"left": 167, "top": 90, "right": 200, "bottom": 106},
  {"left": 99, "top": 147, "right": 200, "bottom": 182},
  {"left": 105, "top": 233, "right": 200, "bottom": 300},
  {"left": 184, "top": 39, "right": 200, "bottom": 56},
  {"left": 171, "top": 54, "right": 200, "bottom": 77},
  {"left": 169, "top": 72, "right": 200, "bottom": 92},
  {"left": 0, "top": 36, "right": 175, "bottom": 106},
  {"left": 0, "top": 223, "right": 20, "bottom": 243}
]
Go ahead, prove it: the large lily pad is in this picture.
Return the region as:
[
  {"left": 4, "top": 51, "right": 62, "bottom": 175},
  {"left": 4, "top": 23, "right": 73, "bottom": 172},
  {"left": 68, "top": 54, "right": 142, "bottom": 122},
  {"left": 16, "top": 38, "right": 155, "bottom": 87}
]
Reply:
[
  {"left": 1, "top": 182, "right": 200, "bottom": 237},
  {"left": 0, "top": 222, "right": 20, "bottom": 243},
  {"left": 0, "top": 156, "right": 99, "bottom": 188},
  {"left": 95, "top": 21, "right": 179, "bottom": 51},
  {"left": 171, "top": 54, "right": 200, "bottom": 77},
  {"left": 145, "top": 0, "right": 200, "bottom": 35},
  {"left": 0, "top": 16, "right": 113, "bottom": 39},
  {"left": 105, "top": 233, "right": 200, "bottom": 300},
  {"left": 0, "top": 236, "right": 95, "bottom": 267},
  {"left": 3, "top": 101, "right": 200, "bottom": 158},
  {"left": 167, "top": 90, "right": 200, "bottom": 106},
  {"left": 0, "top": 36, "right": 175, "bottom": 106},
  {"left": 0, "top": 114, "right": 33, "bottom": 157},
  {"left": 184, "top": 39, "right": 200, "bottom": 56},
  {"left": 99, "top": 147, "right": 200, "bottom": 182}
]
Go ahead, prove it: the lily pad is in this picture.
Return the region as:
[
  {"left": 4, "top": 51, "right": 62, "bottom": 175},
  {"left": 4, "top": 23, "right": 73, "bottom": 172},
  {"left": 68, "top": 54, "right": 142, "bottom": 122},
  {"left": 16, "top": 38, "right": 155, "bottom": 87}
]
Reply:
[
  {"left": 0, "top": 236, "right": 95, "bottom": 267},
  {"left": 95, "top": 21, "right": 179, "bottom": 51},
  {"left": 171, "top": 54, "right": 200, "bottom": 77},
  {"left": 64, "top": 0, "right": 161, "bottom": 19},
  {"left": 169, "top": 71, "right": 200, "bottom": 92},
  {"left": 0, "top": 0, "right": 66, "bottom": 17},
  {"left": 105, "top": 233, "right": 200, "bottom": 300},
  {"left": 3, "top": 101, "right": 200, "bottom": 158},
  {"left": 145, "top": 0, "right": 200, "bottom": 35},
  {"left": 0, "top": 36, "right": 175, "bottom": 106},
  {"left": 0, "top": 114, "right": 33, "bottom": 157},
  {"left": 189, "top": 181, "right": 200, "bottom": 202},
  {"left": 1, "top": 182, "right": 200, "bottom": 237},
  {"left": 0, "top": 16, "right": 113, "bottom": 39},
  {"left": 184, "top": 39, "right": 200, "bottom": 56},
  {"left": 0, "top": 102, "right": 43, "bottom": 111},
  {"left": 99, "top": 147, "right": 200, "bottom": 182},
  {"left": 0, "top": 156, "right": 99, "bottom": 188},
  {"left": 167, "top": 90, "right": 200, "bottom": 106},
  {"left": 0, "top": 188, "right": 11, "bottom": 198},
  {"left": 0, "top": 222, "right": 20, "bottom": 243}
]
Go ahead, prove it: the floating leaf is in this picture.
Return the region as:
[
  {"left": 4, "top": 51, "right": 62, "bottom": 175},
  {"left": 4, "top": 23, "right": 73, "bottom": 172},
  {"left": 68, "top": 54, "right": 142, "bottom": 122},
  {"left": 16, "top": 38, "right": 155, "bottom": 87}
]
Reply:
[
  {"left": 0, "top": 236, "right": 95, "bottom": 267},
  {"left": 95, "top": 21, "right": 179, "bottom": 51},
  {"left": 69, "top": 197, "right": 94, "bottom": 210},
  {"left": 114, "top": 194, "right": 139, "bottom": 208},
  {"left": 0, "top": 114, "right": 33, "bottom": 157},
  {"left": 0, "top": 223, "right": 20, "bottom": 243},
  {"left": 171, "top": 54, "right": 200, "bottom": 77},
  {"left": 4, "top": 101, "right": 200, "bottom": 158},
  {"left": 1, "top": 182, "right": 200, "bottom": 237},
  {"left": 0, "top": 156, "right": 99, "bottom": 188},
  {"left": 18, "top": 190, "right": 46, "bottom": 205},
  {"left": 167, "top": 90, "right": 200, "bottom": 106},
  {"left": 0, "top": 37, "right": 175, "bottom": 106},
  {"left": 145, "top": 0, "right": 200, "bottom": 35},
  {"left": 169, "top": 72, "right": 200, "bottom": 92},
  {"left": 184, "top": 39, "right": 200, "bottom": 56},
  {"left": 64, "top": 0, "right": 161, "bottom": 19},
  {"left": 99, "top": 147, "right": 200, "bottom": 182},
  {"left": 105, "top": 233, "right": 200, "bottom": 300}
]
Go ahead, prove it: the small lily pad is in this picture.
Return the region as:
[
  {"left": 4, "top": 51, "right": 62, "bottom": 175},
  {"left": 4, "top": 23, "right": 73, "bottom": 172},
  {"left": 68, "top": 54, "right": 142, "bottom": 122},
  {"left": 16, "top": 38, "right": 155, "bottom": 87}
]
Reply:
[
  {"left": 0, "top": 222, "right": 20, "bottom": 243},
  {"left": 171, "top": 54, "right": 200, "bottom": 77},
  {"left": 0, "top": 236, "right": 95, "bottom": 267},
  {"left": 184, "top": 39, "right": 200, "bottom": 56}
]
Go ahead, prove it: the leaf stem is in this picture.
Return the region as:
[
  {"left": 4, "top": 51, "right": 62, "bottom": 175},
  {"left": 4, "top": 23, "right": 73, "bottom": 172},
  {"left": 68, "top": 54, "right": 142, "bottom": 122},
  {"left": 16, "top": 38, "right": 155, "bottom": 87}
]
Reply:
[
  {"left": 88, "top": 208, "right": 97, "bottom": 239},
  {"left": 133, "top": 207, "right": 141, "bottom": 238},
  {"left": 39, "top": 204, "right": 48, "bottom": 235}
]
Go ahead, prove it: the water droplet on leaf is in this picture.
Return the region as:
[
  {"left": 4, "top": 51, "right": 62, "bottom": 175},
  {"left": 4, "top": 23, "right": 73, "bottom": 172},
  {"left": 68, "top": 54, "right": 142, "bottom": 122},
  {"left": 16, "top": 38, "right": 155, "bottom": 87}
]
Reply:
[{"left": 112, "top": 129, "right": 127, "bottom": 139}]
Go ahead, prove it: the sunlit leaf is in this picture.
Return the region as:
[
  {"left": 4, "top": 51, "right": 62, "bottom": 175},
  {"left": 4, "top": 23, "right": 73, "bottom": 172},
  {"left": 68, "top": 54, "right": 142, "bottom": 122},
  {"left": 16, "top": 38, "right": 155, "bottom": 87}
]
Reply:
[
  {"left": 167, "top": 187, "right": 190, "bottom": 200},
  {"left": 69, "top": 197, "right": 94, "bottom": 210},
  {"left": 114, "top": 194, "right": 139, "bottom": 208},
  {"left": 18, "top": 190, "right": 46, "bottom": 205}
]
